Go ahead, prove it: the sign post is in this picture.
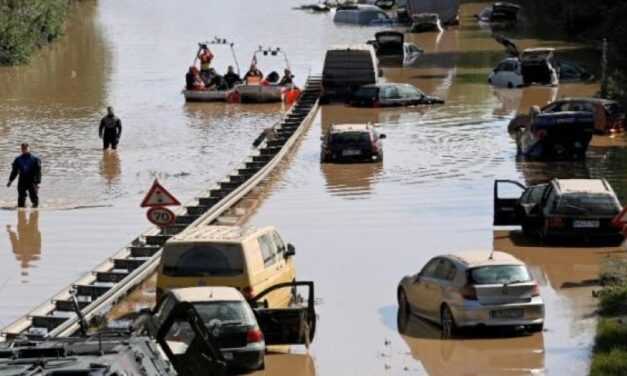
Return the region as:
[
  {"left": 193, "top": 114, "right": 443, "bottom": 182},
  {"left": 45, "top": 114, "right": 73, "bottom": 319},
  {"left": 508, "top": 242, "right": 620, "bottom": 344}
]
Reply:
[{"left": 141, "top": 179, "right": 181, "bottom": 228}]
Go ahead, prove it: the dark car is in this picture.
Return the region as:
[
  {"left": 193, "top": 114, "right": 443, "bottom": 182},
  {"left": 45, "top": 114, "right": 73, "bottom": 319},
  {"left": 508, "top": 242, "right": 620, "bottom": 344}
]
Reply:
[
  {"left": 476, "top": 2, "right": 520, "bottom": 24},
  {"left": 493, "top": 178, "right": 624, "bottom": 243},
  {"left": 156, "top": 282, "right": 316, "bottom": 372},
  {"left": 349, "top": 83, "right": 444, "bottom": 107},
  {"left": 321, "top": 123, "right": 386, "bottom": 163},
  {"left": 541, "top": 97, "right": 625, "bottom": 134}
]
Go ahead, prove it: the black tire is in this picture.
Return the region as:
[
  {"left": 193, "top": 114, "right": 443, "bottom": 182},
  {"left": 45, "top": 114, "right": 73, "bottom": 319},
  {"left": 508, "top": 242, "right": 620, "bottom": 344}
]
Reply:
[
  {"left": 528, "top": 323, "right": 544, "bottom": 333},
  {"left": 507, "top": 82, "right": 514, "bottom": 89},
  {"left": 488, "top": 78, "right": 492, "bottom": 84},
  {"left": 440, "top": 305, "right": 458, "bottom": 339}
]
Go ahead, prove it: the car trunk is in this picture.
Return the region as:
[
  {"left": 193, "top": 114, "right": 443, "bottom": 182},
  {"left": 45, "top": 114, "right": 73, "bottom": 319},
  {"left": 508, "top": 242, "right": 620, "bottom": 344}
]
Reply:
[
  {"left": 214, "top": 324, "right": 250, "bottom": 349},
  {"left": 474, "top": 283, "right": 536, "bottom": 305},
  {"left": 521, "top": 60, "right": 553, "bottom": 85},
  {"left": 528, "top": 111, "right": 594, "bottom": 159},
  {"left": 330, "top": 132, "right": 373, "bottom": 160}
]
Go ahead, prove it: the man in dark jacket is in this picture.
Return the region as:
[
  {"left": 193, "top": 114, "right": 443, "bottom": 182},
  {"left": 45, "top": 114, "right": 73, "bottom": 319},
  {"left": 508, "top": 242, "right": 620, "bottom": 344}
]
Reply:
[
  {"left": 6, "top": 143, "right": 42, "bottom": 208},
  {"left": 99, "top": 106, "right": 122, "bottom": 150}
]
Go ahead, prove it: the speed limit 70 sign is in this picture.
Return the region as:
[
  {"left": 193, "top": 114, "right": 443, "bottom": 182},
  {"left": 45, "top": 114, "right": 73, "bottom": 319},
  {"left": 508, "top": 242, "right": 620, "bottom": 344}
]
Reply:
[{"left": 147, "top": 206, "right": 176, "bottom": 227}]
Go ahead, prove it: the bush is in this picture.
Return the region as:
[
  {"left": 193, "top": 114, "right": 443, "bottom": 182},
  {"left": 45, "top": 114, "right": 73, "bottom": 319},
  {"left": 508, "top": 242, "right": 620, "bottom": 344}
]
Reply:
[
  {"left": 595, "top": 318, "right": 627, "bottom": 353},
  {"left": 0, "top": 0, "right": 70, "bottom": 65},
  {"left": 590, "top": 348, "right": 627, "bottom": 376},
  {"left": 598, "top": 282, "right": 627, "bottom": 316}
]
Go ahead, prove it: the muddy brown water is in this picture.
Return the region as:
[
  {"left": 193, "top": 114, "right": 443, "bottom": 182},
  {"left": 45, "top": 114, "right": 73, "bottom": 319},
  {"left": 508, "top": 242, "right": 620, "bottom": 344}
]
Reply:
[{"left": 2, "top": 0, "right": 627, "bottom": 375}]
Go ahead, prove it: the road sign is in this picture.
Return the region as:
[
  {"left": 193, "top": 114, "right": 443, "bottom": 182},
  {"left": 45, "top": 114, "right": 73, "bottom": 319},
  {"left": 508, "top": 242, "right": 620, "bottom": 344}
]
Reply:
[
  {"left": 141, "top": 179, "right": 181, "bottom": 207},
  {"left": 146, "top": 206, "right": 176, "bottom": 227}
]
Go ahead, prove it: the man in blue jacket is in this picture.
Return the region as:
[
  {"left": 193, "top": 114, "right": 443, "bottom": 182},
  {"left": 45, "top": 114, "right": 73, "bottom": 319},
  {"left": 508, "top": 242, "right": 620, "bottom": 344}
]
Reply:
[{"left": 6, "top": 143, "right": 42, "bottom": 208}]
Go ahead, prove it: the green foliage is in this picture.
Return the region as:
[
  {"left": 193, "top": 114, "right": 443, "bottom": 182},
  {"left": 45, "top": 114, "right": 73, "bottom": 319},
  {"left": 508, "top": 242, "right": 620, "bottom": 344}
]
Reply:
[
  {"left": 606, "top": 70, "right": 627, "bottom": 105},
  {"left": 595, "top": 318, "right": 627, "bottom": 353},
  {"left": 0, "top": 0, "right": 70, "bottom": 65},
  {"left": 590, "top": 348, "right": 627, "bottom": 376}
]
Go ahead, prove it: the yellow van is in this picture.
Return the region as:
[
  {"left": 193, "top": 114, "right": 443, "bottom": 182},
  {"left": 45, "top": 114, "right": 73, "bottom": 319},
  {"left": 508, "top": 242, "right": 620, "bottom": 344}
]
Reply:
[{"left": 156, "top": 225, "right": 296, "bottom": 308}]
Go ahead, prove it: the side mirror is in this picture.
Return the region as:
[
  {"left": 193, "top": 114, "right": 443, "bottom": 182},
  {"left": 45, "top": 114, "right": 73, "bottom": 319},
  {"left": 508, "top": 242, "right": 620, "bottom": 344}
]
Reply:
[
  {"left": 285, "top": 243, "right": 296, "bottom": 257},
  {"left": 379, "top": 134, "right": 387, "bottom": 139}
]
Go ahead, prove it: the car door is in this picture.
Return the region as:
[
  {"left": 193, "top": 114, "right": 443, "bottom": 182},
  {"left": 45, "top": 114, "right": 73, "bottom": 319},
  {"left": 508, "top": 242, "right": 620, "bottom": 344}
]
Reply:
[
  {"left": 406, "top": 258, "right": 441, "bottom": 321},
  {"left": 493, "top": 180, "right": 526, "bottom": 225},
  {"left": 381, "top": 85, "right": 401, "bottom": 106},
  {"left": 251, "top": 281, "right": 316, "bottom": 346},
  {"left": 152, "top": 299, "right": 226, "bottom": 376},
  {"left": 256, "top": 232, "right": 292, "bottom": 308}
]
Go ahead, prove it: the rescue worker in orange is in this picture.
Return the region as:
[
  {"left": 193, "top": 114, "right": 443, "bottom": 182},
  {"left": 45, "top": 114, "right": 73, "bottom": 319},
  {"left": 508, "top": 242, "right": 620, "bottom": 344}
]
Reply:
[
  {"left": 197, "top": 44, "right": 215, "bottom": 84},
  {"left": 243, "top": 63, "right": 263, "bottom": 84}
]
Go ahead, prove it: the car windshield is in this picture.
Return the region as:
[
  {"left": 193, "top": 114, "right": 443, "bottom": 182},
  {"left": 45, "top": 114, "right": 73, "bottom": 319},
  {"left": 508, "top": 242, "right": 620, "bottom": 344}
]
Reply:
[
  {"left": 193, "top": 301, "right": 256, "bottom": 326},
  {"left": 330, "top": 131, "right": 370, "bottom": 146},
  {"left": 553, "top": 193, "right": 621, "bottom": 215},
  {"left": 162, "top": 243, "right": 245, "bottom": 276},
  {"left": 469, "top": 265, "right": 531, "bottom": 285}
]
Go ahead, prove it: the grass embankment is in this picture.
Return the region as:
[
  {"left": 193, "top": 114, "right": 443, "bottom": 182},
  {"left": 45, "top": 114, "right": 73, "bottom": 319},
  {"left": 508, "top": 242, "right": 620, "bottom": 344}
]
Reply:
[
  {"left": 0, "top": 0, "right": 70, "bottom": 65},
  {"left": 590, "top": 259, "right": 627, "bottom": 376}
]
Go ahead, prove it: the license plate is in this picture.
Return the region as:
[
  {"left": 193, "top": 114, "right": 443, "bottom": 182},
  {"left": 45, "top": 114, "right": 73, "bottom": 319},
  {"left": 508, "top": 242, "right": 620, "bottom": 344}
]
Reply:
[
  {"left": 573, "top": 220, "right": 600, "bottom": 228},
  {"left": 491, "top": 309, "right": 524, "bottom": 319},
  {"left": 223, "top": 352, "right": 234, "bottom": 360},
  {"left": 342, "top": 149, "right": 362, "bottom": 157}
]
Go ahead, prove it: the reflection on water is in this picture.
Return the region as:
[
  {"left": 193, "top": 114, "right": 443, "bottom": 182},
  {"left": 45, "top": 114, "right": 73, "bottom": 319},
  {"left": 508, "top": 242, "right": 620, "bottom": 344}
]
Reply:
[
  {"left": 100, "top": 150, "right": 121, "bottom": 186},
  {"left": 397, "top": 310, "right": 545, "bottom": 376},
  {"left": 321, "top": 162, "right": 383, "bottom": 198},
  {"left": 6, "top": 210, "right": 41, "bottom": 277}
]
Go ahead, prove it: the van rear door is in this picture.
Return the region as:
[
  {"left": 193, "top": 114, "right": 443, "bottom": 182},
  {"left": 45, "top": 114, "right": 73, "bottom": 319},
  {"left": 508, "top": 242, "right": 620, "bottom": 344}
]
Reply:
[{"left": 251, "top": 281, "right": 316, "bottom": 346}]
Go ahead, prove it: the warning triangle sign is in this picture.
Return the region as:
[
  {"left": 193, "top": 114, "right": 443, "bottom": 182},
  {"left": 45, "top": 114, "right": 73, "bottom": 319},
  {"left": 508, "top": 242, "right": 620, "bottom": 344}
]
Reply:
[{"left": 141, "top": 179, "right": 181, "bottom": 207}]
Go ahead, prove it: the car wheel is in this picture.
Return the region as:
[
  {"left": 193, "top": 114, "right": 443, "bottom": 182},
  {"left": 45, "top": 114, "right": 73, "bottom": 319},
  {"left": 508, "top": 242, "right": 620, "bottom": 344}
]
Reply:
[
  {"left": 528, "top": 323, "right": 544, "bottom": 333},
  {"left": 507, "top": 82, "right": 514, "bottom": 89},
  {"left": 441, "top": 305, "right": 458, "bottom": 339},
  {"left": 488, "top": 78, "right": 492, "bottom": 84}
]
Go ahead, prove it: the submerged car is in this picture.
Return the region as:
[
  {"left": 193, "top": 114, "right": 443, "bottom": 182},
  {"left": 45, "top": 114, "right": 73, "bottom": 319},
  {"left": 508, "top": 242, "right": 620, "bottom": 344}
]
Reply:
[
  {"left": 541, "top": 97, "right": 625, "bottom": 134},
  {"left": 368, "top": 30, "right": 424, "bottom": 66},
  {"left": 409, "top": 13, "right": 443, "bottom": 33},
  {"left": 489, "top": 36, "right": 559, "bottom": 88},
  {"left": 397, "top": 251, "right": 545, "bottom": 338},
  {"left": 514, "top": 111, "right": 595, "bottom": 160},
  {"left": 333, "top": 4, "right": 393, "bottom": 26},
  {"left": 159, "top": 282, "right": 316, "bottom": 372},
  {"left": 493, "top": 178, "right": 623, "bottom": 242},
  {"left": 321, "top": 123, "right": 386, "bottom": 163},
  {"left": 405, "top": 0, "right": 460, "bottom": 25},
  {"left": 476, "top": 2, "right": 520, "bottom": 24},
  {"left": 321, "top": 45, "right": 380, "bottom": 103},
  {"left": 349, "top": 83, "right": 444, "bottom": 107}
]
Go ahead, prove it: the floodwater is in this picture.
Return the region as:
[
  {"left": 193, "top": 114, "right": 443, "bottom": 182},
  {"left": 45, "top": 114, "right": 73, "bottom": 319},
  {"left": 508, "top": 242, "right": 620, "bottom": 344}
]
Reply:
[{"left": 2, "top": 0, "right": 627, "bottom": 375}]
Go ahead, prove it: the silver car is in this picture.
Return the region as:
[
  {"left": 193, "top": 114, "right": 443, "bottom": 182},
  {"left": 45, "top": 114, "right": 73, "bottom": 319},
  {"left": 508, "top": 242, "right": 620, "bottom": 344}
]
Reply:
[{"left": 397, "top": 251, "right": 545, "bottom": 337}]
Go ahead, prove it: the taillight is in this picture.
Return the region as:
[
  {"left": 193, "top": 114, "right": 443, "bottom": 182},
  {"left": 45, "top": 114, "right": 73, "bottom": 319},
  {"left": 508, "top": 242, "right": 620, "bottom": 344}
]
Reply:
[
  {"left": 461, "top": 285, "right": 477, "bottom": 300},
  {"left": 242, "top": 286, "right": 254, "bottom": 300},
  {"left": 547, "top": 217, "right": 564, "bottom": 228},
  {"left": 535, "top": 129, "right": 547, "bottom": 140},
  {"left": 246, "top": 328, "right": 264, "bottom": 343},
  {"left": 531, "top": 283, "right": 540, "bottom": 297}
]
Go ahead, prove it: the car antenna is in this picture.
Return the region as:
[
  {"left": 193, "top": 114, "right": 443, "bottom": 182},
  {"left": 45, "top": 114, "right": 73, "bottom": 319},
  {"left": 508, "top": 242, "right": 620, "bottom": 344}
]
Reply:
[{"left": 488, "top": 249, "right": 495, "bottom": 260}]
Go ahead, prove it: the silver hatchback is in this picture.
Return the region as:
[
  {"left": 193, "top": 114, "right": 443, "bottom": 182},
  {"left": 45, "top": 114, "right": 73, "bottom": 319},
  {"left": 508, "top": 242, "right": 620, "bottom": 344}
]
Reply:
[{"left": 397, "top": 251, "right": 545, "bottom": 337}]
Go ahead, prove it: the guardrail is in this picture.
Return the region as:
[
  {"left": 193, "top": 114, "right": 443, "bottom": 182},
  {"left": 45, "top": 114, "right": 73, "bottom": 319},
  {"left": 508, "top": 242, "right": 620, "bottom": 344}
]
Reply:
[{"left": 0, "top": 76, "right": 322, "bottom": 341}]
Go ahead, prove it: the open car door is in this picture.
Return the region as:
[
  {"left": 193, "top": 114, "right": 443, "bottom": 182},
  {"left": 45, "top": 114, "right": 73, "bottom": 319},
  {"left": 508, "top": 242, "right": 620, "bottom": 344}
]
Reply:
[
  {"left": 150, "top": 298, "right": 226, "bottom": 376},
  {"left": 494, "top": 34, "right": 520, "bottom": 58},
  {"left": 251, "top": 281, "right": 316, "bottom": 346},
  {"left": 494, "top": 180, "right": 526, "bottom": 226}
]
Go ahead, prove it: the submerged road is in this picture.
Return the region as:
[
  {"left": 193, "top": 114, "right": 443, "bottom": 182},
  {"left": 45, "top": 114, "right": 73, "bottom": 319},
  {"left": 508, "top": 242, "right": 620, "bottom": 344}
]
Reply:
[{"left": 3, "top": 0, "right": 627, "bottom": 374}]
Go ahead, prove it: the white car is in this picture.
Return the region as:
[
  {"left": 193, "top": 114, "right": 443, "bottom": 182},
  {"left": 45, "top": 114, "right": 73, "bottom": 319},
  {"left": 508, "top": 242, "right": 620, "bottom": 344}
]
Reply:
[
  {"left": 397, "top": 251, "right": 545, "bottom": 337},
  {"left": 489, "top": 36, "right": 559, "bottom": 88}
]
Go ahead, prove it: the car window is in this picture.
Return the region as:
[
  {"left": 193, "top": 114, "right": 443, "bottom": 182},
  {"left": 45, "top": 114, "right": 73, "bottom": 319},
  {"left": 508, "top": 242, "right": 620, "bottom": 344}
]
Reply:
[
  {"left": 399, "top": 85, "right": 422, "bottom": 99},
  {"left": 162, "top": 243, "right": 244, "bottom": 277},
  {"left": 382, "top": 86, "right": 400, "bottom": 99},
  {"left": 544, "top": 187, "right": 559, "bottom": 213},
  {"left": 554, "top": 193, "right": 622, "bottom": 215},
  {"left": 258, "top": 234, "right": 277, "bottom": 267},
  {"left": 193, "top": 301, "right": 256, "bottom": 326},
  {"left": 521, "top": 184, "right": 547, "bottom": 204},
  {"left": 420, "top": 258, "right": 440, "bottom": 278},
  {"left": 271, "top": 231, "right": 286, "bottom": 256},
  {"left": 469, "top": 265, "right": 532, "bottom": 285},
  {"left": 331, "top": 132, "right": 371, "bottom": 146},
  {"left": 435, "top": 259, "right": 457, "bottom": 281},
  {"left": 352, "top": 86, "right": 379, "bottom": 100}
]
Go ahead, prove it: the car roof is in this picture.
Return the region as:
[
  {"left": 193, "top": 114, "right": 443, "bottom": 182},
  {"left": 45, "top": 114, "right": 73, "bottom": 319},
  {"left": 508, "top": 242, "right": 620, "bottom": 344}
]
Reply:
[
  {"left": 169, "top": 225, "right": 269, "bottom": 244},
  {"left": 552, "top": 179, "right": 613, "bottom": 195},
  {"left": 330, "top": 123, "right": 372, "bottom": 133},
  {"left": 557, "top": 97, "right": 617, "bottom": 105},
  {"left": 328, "top": 44, "right": 376, "bottom": 52},
  {"left": 446, "top": 250, "right": 524, "bottom": 268},
  {"left": 170, "top": 286, "right": 245, "bottom": 303}
]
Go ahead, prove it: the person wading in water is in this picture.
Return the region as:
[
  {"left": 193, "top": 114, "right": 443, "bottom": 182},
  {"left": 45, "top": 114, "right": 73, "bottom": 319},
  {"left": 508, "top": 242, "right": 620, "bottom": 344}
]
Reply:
[
  {"left": 99, "top": 106, "right": 122, "bottom": 150},
  {"left": 6, "top": 143, "right": 42, "bottom": 209}
]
